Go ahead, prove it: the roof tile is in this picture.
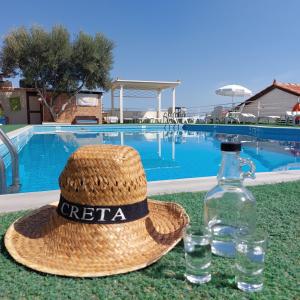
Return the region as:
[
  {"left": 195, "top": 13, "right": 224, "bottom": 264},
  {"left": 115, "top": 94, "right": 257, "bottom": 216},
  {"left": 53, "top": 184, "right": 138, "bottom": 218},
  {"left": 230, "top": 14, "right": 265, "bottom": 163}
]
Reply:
[{"left": 275, "top": 81, "right": 300, "bottom": 95}]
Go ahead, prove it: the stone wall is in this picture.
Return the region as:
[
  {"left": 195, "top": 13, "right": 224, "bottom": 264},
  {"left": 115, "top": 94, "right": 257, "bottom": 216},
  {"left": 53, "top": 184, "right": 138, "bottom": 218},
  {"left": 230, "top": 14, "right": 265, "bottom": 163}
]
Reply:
[
  {"left": 0, "top": 88, "right": 103, "bottom": 124},
  {"left": 43, "top": 93, "right": 103, "bottom": 124},
  {"left": 0, "top": 88, "right": 28, "bottom": 124}
]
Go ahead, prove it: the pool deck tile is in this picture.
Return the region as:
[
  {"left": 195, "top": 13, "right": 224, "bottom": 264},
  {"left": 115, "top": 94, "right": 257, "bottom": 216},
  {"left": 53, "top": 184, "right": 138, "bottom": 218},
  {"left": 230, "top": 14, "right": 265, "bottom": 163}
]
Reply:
[{"left": 0, "top": 170, "right": 299, "bottom": 213}]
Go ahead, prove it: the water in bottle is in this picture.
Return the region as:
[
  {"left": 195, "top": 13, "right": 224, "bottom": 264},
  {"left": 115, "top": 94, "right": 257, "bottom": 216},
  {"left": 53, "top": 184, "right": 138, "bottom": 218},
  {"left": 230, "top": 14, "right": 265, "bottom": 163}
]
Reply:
[{"left": 204, "top": 142, "right": 256, "bottom": 258}]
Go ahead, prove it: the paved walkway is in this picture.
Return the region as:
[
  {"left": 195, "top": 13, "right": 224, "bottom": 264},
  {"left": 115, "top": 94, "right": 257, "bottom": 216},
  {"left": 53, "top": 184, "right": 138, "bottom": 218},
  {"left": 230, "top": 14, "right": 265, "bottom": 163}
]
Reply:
[{"left": 0, "top": 170, "right": 299, "bottom": 213}]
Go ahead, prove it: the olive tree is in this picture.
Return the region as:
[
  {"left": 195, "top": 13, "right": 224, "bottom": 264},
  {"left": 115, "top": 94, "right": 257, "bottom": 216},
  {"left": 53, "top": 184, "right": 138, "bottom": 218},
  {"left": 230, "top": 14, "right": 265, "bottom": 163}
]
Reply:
[{"left": 0, "top": 25, "right": 114, "bottom": 120}]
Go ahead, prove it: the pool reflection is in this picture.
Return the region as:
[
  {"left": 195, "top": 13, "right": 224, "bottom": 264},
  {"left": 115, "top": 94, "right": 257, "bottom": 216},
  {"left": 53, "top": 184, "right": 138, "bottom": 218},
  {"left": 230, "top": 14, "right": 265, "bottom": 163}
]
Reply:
[{"left": 6, "top": 130, "right": 300, "bottom": 193}]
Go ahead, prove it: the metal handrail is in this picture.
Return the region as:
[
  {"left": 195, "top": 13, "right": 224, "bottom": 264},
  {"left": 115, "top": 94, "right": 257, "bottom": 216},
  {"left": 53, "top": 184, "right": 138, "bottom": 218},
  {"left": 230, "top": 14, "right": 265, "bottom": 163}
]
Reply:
[
  {"left": 0, "top": 129, "right": 20, "bottom": 193},
  {"left": 0, "top": 157, "right": 7, "bottom": 194},
  {"left": 163, "top": 112, "right": 181, "bottom": 131}
]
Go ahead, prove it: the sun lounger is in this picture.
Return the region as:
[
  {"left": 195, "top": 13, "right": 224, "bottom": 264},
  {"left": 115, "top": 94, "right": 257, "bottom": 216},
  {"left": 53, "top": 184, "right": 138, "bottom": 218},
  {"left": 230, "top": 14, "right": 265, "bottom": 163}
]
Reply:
[
  {"left": 179, "top": 115, "right": 207, "bottom": 124},
  {"left": 257, "top": 115, "right": 280, "bottom": 124},
  {"left": 225, "top": 112, "right": 240, "bottom": 124},
  {"left": 104, "top": 116, "right": 119, "bottom": 123},
  {"left": 225, "top": 112, "right": 257, "bottom": 124},
  {"left": 123, "top": 118, "right": 133, "bottom": 123},
  {"left": 138, "top": 111, "right": 162, "bottom": 123}
]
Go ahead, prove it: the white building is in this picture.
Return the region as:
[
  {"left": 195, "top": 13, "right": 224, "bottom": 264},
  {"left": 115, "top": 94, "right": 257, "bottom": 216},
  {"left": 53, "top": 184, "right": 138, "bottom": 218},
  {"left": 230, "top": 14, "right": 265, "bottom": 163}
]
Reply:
[{"left": 241, "top": 80, "right": 300, "bottom": 119}]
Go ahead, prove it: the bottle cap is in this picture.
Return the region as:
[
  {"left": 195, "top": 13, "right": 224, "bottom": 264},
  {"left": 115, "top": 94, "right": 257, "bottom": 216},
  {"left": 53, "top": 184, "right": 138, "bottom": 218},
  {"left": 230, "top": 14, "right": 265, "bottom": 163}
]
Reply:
[{"left": 221, "top": 142, "right": 241, "bottom": 152}]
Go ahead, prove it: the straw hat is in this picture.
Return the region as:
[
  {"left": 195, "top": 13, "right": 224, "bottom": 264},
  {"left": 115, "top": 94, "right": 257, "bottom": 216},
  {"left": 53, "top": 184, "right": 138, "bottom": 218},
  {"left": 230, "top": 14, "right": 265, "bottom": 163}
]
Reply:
[{"left": 5, "top": 145, "right": 188, "bottom": 277}]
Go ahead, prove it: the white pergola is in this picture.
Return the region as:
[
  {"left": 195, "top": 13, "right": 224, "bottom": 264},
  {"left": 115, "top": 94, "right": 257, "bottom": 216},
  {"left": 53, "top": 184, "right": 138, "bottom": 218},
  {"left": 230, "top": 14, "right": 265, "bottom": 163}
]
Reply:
[{"left": 110, "top": 79, "right": 181, "bottom": 123}]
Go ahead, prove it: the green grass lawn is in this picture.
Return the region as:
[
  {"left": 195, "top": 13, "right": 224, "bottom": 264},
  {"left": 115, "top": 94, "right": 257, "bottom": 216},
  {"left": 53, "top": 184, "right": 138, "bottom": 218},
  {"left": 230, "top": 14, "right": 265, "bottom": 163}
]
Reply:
[
  {"left": 0, "top": 124, "right": 26, "bottom": 133},
  {"left": 0, "top": 181, "right": 299, "bottom": 299}
]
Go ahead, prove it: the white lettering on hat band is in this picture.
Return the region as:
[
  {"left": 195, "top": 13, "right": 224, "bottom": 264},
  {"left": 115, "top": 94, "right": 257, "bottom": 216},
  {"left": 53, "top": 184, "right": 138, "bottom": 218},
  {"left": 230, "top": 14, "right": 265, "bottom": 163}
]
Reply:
[
  {"left": 82, "top": 207, "right": 95, "bottom": 221},
  {"left": 57, "top": 195, "right": 149, "bottom": 224},
  {"left": 96, "top": 208, "right": 111, "bottom": 221},
  {"left": 111, "top": 208, "right": 126, "bottom": 221}
]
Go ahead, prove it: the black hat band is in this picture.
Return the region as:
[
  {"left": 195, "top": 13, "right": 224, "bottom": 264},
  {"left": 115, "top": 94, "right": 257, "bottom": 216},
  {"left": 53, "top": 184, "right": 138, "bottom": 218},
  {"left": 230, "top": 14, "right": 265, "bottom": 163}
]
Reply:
[{"left": 57, "top": 195, "right": 149, "bottom": 224}]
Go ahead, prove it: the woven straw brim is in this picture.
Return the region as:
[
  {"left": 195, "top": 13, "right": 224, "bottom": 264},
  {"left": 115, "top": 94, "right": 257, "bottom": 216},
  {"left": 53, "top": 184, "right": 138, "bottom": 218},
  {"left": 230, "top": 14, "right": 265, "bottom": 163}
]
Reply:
[{"left": 5, "top": 199, "right": 188, "bottom": 277}]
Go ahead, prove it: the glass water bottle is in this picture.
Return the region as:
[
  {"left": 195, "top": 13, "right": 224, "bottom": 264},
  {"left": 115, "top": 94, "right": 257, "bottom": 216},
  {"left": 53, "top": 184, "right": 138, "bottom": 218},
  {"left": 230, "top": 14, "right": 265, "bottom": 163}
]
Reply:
[{"left": 204, "top": 142, "right": 256, "bottom": 258}]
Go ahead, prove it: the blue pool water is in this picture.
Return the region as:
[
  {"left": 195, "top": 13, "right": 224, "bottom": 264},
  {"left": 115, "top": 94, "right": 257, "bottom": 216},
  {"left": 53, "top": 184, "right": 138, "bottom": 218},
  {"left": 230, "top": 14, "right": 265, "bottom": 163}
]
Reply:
[{"left": 5, "top": 125, "right": 300, "bottom": 193}]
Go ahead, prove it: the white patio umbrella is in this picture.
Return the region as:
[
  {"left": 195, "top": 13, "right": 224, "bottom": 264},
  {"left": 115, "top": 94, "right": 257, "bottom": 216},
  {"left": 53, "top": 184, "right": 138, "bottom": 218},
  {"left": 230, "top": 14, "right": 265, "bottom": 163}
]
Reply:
[{"left": 216, "top": 84, "right": 252, "bottom": 108}]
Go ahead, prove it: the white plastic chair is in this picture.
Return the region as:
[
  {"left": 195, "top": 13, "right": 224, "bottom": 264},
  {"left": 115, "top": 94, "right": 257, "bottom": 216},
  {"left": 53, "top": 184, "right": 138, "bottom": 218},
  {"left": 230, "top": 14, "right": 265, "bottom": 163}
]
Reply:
[
  {"left": 225, "top": 103, "right": 257, "bottom": 124},
  {"left": 286, "top": 111, "right": 300, "bottom": 125}
]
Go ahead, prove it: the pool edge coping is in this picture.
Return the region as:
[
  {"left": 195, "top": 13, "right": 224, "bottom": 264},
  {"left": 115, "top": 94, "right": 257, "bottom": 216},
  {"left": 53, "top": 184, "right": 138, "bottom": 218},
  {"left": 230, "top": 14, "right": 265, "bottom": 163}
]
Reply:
[
  {"left": 0, "top": 169, "right": 299, "bottom": 213},
  {"left": 183, "top": 123, "right": 300, "bottom": 130},
  {"left": 5, "top": 125, "right": 33, "bottom": 139}
]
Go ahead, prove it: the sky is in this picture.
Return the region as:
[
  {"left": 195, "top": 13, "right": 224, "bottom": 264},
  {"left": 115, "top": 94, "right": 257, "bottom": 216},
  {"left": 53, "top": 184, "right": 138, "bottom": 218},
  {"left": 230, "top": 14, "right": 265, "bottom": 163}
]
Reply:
[{"left": 1, "top": 0, "right": 300, "bottom": 113}]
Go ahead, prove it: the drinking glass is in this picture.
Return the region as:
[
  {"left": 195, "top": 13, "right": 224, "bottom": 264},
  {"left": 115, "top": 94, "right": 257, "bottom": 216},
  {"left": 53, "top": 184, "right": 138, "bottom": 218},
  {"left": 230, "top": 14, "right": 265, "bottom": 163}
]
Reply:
[
  {"left": 183, "top": 223, "right": 212, "bottom": 284},
  {"left": 234, "top": 228, "right": 267, "bottom": 292}
]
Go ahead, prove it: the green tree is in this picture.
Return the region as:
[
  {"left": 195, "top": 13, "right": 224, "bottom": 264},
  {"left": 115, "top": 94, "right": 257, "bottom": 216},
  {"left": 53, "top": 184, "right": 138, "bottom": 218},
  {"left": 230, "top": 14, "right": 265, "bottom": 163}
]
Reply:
[{"left": 0, "top": 25, "right": 114, "bottom": 120}]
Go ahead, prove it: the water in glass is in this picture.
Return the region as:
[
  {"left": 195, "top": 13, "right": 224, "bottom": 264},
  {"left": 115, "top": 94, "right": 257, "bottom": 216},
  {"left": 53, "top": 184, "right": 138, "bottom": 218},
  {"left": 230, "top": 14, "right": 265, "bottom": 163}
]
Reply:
[
  {"left": 184, "top": 224, "right": 211, "bottom": 284},
  {"left": 235, "top": 229, "right": 267, "bottom": 292}
]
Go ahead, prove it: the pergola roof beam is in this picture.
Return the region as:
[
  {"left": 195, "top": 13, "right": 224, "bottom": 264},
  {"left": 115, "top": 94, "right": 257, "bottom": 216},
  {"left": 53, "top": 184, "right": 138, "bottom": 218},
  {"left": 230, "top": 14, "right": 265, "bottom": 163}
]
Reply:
[
  {"left": 111, "top": 79, "right": 181, "bottom": 90},
  {"left": 114, "top": 95, "right": 158, "bottom": 99}
]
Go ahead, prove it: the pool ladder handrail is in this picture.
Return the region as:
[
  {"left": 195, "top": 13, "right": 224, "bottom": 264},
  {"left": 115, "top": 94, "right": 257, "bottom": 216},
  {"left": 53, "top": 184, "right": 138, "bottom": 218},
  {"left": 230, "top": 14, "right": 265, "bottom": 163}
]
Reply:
[
  {"left": 0, "top": 129, "right": 20, "bottom": 194},
  {"left": 0, "top": 157, "right": 7, "bottom": 193},
  {"left": 163, "top": 113, "right": 180, "bottom": 131}
]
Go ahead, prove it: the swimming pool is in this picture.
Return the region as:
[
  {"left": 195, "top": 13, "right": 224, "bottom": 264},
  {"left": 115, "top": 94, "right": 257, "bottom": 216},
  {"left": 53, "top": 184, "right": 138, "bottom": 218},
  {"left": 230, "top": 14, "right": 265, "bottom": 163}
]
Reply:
[{"left": 3, "top": 124, "right": 300, "bottom": 193}]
